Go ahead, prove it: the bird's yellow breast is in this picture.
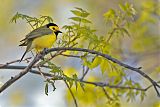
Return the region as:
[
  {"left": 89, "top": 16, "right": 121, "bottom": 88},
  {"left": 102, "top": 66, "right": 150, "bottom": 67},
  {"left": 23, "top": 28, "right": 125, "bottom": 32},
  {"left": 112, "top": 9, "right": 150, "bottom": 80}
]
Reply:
[{"left": 32, "top": 33, "right": 56, "bottom": 52}]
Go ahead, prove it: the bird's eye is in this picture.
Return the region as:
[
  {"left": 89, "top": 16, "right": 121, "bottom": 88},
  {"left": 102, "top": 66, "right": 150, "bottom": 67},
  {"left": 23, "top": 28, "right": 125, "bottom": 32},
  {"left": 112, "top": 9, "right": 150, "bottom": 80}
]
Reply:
[{"left": 53, "top": 27, "right": 55, "bottom": 30}]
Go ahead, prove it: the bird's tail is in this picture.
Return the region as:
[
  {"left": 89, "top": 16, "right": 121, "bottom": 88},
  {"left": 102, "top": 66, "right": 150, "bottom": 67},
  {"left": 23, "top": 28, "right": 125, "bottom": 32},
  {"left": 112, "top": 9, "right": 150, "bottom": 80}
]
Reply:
[
  {"left": 19, "top": 41, "right": 32, "bottom": 62},
  {"left": 19, "top": 51, "right": 27, "bottom": 62}
]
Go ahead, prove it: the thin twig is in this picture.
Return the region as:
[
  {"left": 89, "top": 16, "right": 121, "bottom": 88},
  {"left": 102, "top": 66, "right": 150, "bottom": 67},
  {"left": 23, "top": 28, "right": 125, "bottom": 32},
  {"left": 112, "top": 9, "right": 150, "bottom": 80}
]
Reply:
[
  {"left": 80, "top": 67, "right": 89, "bottom": 80},
  {"left": 80, "top": 56, "right": 97, "bottom": 80},
  {"left": 25, "top": 17, "right": 34, "bottom": 29},
  {"left": 106, "top": 28, "right": 119, "bottom": 43},
  {"left": 102, "top": 87, "right": 114, "bottom": 101},
  {"left": 0, "top": 57, "right": 31, "bottom": 68},
  {"left": 37, "top": 66, "right": 47, "bottom": 80},
  {"left": 40, "top": 18, "right": 47, "bottom": 26},
  {"left": 64, "top": 80, "right": 78, "bottom": 107},
  {"left": 0, "top": 64, "right": 157, "bottom": 92}
]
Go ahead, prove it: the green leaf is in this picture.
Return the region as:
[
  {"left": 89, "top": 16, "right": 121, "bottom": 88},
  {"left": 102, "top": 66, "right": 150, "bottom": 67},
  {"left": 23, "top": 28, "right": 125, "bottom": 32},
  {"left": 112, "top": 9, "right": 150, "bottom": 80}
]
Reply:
[
  {"left": 66, "top": 76, "right": 74, "bottom": 88},
  {"left": 113, "top": 76, "right": 122, "bottom": 85},
  {"left": 45, "top": 83, "right": 49, "bottom": 96},
  {"left": 81, "top": 57, "right": 92, "bottom": 68},
  {"left": 69, "top": 17, "right": 91, "bottom": 24},
  {"left": 124, "top": 79, "right": 133, "bottom": 86},
  {"left": 100, "top": 59, "right": 108, "bottom": 74},
  {"left": 81, "top": 12, "right": 90, "bottom": 18},
  {"left": 47, "top": 62, "right": 62, "bottom": 73},
  {"left": 79, "top": 82, "right": 85, "bottom": 91},
  {"left": 71, "top": 10, "right": 82, "bottom": 16},
  {"left": 121, "top": 28, "right": 131, "bottom": 37},
  {"left": 62, "top": 25, "right": 73, "bottom": 30},
  {"left": 75, "top": 7, "right": 84, "bottom": 11},
  {"left": 90, "top": 56, "right": 102, "bottom": 69},
  {"left": 108, "top": 71, "right": 118, "bottom": 77},
  {"left": 140, "top": 91, "right": 146, "bottom": 101},
  {"left": 69, "top": 17, "right": 81, "bottom": 22},
  {"left": 73, "top": 74, "right": 78, "bottom": 90},
  {"left": 119, "top": 3, "right": 136, "bottom": 16},
  {"left": 74, "top": 7, "right": 90, "bottom": 17},
  {"left": 81, "top": 18, "right": 91, "bottom": 23},
  {"left": 51, "top": 81, "right": 56, "bottom": 91},
  {"left": 102, "top": 45, "right": 111, "bottom": 54},
  {"left": 40, "top": 15, "right": 53, "bottom": 23},
  {"left": 10, "top": 12, "right": 19, "bottom": 23},
  {"left": 71, "top": 10, "right": 89, "bottom": 18},
  {"left": 134, "top": 83, "right": 141, "bottom": 88},
  {"left": 73, "top": 74, "right": 78, "bottom": 79},
  {"left": 68, "top": 80, "right": 73, "bottom": 88},
  {"left": 119, "top": 4, "right": 127, "bottom": 12},
  {"left": 103, "top": 9, "right": 116, "bottom": 19}
]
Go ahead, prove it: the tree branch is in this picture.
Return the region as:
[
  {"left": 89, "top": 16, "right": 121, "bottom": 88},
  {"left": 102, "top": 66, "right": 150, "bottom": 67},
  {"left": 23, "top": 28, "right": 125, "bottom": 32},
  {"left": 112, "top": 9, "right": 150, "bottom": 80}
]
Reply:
[
  {"left": 80, "top": 67, "right": 89, "bottom": 80},
  {"left": 0, "top": 47, "right": 159, "bottom": 96},
  {"left": 0, "top": 57, "right": 31, "bottom": 68},
  {"left": 46, "top": 47, "right": 160, "bottom": 96},
  {"left": 0, "top": 54, "right": 42, "bottom": 93}
]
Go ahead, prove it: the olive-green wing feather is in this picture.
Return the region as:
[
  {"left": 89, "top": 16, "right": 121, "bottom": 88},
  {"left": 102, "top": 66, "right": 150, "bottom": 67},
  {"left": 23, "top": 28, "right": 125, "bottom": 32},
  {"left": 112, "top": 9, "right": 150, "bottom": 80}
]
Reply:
[
  {"left": 27, "top": 27, "right": 52, "bottom": 39},
  {"left": 20, "top": 26, "right": 53, "bottom": 42}
]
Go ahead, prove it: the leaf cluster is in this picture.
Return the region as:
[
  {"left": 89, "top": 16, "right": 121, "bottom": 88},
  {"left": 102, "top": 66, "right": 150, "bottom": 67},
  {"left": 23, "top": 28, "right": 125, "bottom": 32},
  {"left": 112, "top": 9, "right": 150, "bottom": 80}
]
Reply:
[{"left": 11, "top": 12, "right": 53, "bottom": 29}]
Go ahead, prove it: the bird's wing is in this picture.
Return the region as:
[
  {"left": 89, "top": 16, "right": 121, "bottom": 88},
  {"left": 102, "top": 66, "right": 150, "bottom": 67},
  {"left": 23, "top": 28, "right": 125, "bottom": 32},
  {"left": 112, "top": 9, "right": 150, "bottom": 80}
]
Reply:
[
  {"left": 26, "top": 27, "right": 53, "bottom": 39},
  {"left": 20, "top": 27, "right": 53, "bottom": 42}
]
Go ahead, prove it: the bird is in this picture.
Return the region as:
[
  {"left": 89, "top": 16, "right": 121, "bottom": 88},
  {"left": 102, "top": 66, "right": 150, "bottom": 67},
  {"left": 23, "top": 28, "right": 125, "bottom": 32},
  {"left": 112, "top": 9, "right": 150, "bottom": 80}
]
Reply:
[{"left": 19, "top": 23, "right": 62, "bottom": 62}]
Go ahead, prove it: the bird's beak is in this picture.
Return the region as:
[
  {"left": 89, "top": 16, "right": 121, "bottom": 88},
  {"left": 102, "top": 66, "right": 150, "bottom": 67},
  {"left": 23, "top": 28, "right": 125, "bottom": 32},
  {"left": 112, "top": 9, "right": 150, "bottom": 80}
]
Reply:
[{"left": 57, "top": 30, "right": 62, "bottom": 33}]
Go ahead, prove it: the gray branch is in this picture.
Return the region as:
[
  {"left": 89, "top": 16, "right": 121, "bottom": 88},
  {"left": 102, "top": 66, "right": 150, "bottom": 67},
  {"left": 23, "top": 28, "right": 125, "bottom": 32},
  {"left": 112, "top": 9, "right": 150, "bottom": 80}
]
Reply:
[{"left": 0, "top": 47, "right": 159, "bottom": 96}]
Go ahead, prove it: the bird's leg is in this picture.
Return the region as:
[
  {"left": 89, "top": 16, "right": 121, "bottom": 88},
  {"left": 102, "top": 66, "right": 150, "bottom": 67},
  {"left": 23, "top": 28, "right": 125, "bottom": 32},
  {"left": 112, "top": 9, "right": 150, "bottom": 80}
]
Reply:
[
  {"left": 34, "top": 48, "right": 45, "bottom": 61},
  {"left": 39, "top": 48, "right": 49, "bottom": 61},
  {"left": 43, "top": 48, "right": 48, "bottom": 54},
  {"left": 43, "top": 48, "right": 53, "bottom": 58}
]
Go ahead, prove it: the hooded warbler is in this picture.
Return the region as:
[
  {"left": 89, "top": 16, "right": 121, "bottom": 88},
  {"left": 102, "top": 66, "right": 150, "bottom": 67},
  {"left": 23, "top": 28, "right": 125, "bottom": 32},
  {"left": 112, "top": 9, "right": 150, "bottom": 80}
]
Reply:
[{"left": 19, "top": 23, "right": 62, "bottom": 62}]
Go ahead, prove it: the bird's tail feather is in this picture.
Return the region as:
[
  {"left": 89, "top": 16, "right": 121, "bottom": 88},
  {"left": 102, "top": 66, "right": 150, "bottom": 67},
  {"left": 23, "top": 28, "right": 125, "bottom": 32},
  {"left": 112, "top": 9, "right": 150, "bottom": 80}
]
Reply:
[
  {"left": 19, "top": 51, "right": 27, "bottom": 62},
  {"left": 19, "top": 41, "right": 32, "bottom": 62}
]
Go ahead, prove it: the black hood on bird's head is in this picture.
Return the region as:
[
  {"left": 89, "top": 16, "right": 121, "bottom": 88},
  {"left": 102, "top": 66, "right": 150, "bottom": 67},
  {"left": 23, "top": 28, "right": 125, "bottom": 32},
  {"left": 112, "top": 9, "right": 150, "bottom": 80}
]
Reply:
[
  {"left": 46, "top": 23, "right": 58, "bottom": 28},
  {"left": 46, "top": 23, "right": 62, "bottom": 36}
]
